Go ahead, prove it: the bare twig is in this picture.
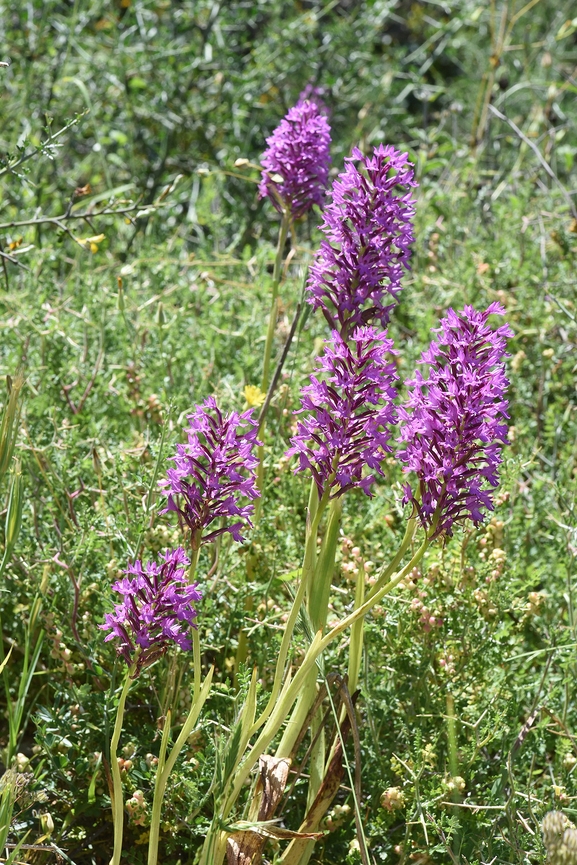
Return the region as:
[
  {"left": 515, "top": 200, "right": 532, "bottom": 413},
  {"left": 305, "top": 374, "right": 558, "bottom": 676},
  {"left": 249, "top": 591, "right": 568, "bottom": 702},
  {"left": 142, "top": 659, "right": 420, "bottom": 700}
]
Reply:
[
  {"left": 0, "top": 248, "right": 30, "bottom": 283},
  {"left": 0, "top": 199, "right": 171, "bottom": 233},
  {"left": 0, "top": 248, "right": 21, "bottom": 266},
  {"left": 257, "top": 302, "right": 302, "bottom": 429},
  {"left": 0, "top": 113, "right": 87, "bottom": 180}
]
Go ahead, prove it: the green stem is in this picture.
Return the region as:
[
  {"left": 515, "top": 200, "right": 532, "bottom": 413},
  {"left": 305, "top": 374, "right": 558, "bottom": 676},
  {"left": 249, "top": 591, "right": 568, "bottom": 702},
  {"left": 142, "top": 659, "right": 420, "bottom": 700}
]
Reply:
[
  {"left": 250, "top": 487, "right": 328, "bottom": 735},
  {"left": 307, "top": 495, "right": 342, "bottom": 632},
  {"left": 303, "top": 487, "right": 329, "bottom": 596},
  {"left": 0, "top": 614, "right": 13, "bottom": 766},
  {"left": 10, "top": 628, "right": 44, "bottom": 765},
  {"left": 193, "top": 623, "right": 201, "bottom": 706},
  {"left": 109, "top": 666, "right": 135, "bottom": 865},
  {"left": 220, "top": 538, "right": 430, "bottom": 834},
  {"left": 275, "top": 664, "right": 318, "bottom": 759},
  {"left": 306, "top": 479, "right": 319, "bottom": 533},
  {"left": 325, "top": 559, "right": 366, "bottom": 774},
  {"left": 235, "top": 551, "right": 255, "bottom": 679},
  {"left": 173, "top": 633, "right": 205, "bottom": 771},
  {"left": 323, "top": 538, "right": 429, "bottom": 653},
  {"left": 307, "top": 710, "right": 325, "bottom": 805},
  {"left": 148, "top": 631, "right": 211, "bottom": 865},
  {"left": 255, "top": 209, "right": 291, "bottom": 514},
  {"left": 200, "top": 512, "right": 434, "bottom": 865},
  {"left": 188, "top": 545, "right": 200, "bottom": 583},
  {"left": 347, "top": 561, "right": 365, "bottom": 699},
  {"left": 260, "top": 210, "right": 291, "bottom": 395},
  {"left": 0, "top": 590, "right": 44, "bottom": 768},
  {"left": 365, "top": 516, "right": 417, "bottom": 604},
  {"left": 147, "top": 710, "right": 171, "bottom": 865},
  {"left": 276, "top": 493, "right": 341, "bottom": 758},
  {"left": 446, "top": 692, "right": 459, "bottom": 780}
]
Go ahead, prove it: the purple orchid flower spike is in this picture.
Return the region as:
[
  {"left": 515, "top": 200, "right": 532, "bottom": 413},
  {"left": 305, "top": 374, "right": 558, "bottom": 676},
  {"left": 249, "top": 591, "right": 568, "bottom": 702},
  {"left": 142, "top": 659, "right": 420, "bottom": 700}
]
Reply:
[
  {"left": 100, "top": 547, "right": 202, "bottom": 675},
  {"left": 287, "top": 327, "right": 398, "bottom": 498},
  {"left": 159, "top": 397, "right": 261, "bottom": 549},
  {"left": 397, "top": 302, "right": 512, "bottom": 537},
  {"left": 306, "top": 144, "right": 417, "bottom": 335},
  {"left": 259, "top": 98, "right": 331, "bottom": 219}
]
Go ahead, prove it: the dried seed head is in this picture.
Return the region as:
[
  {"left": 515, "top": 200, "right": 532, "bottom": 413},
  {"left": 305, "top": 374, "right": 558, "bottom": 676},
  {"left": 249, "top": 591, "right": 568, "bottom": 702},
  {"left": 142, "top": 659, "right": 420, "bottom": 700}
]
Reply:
[
  {"left": 380, "top": 786, "right": 406, "bottom": 811},
  {"left": 542, "top": 811, "right": 577, "bottom": 864}
]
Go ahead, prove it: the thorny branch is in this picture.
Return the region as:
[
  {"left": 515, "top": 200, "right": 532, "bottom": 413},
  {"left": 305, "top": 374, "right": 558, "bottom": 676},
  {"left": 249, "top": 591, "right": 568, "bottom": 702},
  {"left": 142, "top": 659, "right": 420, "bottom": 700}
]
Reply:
[
  {"left": 0, "top": 198, "right": 173, "bottom": 234},
  {"left": 0, "top": 113, "right": 86, "bottom": 180}
]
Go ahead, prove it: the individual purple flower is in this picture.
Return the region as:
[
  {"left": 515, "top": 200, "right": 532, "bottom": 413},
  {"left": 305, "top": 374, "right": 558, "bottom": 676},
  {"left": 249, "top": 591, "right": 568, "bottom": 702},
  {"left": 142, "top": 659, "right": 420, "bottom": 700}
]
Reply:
[
  {"left": 159, "top": 397, "right": 261, "bottom": 548},
  {"left": 100, "top": 547, "right": 202, "bottom": 675},
  {"left": 306, "top": 145, "right": 417, "bottom": 334},
  {"left": 397, "top": 303, "right": 512, "bottom": 538},
  {"left": 286, "top": 328, "right": 398, "bottom": 498},
  {"left": 259, "top": 99, "right": 331, "bottom": 219}
]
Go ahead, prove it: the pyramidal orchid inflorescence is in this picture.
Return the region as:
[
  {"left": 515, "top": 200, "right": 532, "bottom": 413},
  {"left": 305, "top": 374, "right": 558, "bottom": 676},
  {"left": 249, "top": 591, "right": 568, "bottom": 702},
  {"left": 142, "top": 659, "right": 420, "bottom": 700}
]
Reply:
[
  {"left": 159, "top": 397, "right": 261, "bottom": 548},
  {"left": 259, "top": 98, "right": 331, "bottom": 219},
  {"left": 397, "top": 302, "right": 512, "bottom": 537},
  {"left": 99, "top": 547, "right": 202, "bottom": 675},
  {"left": 287, "top": 327, "right": 398, "bottom": 498},
  {"left": 307, "top": 144, "right": 417, "bottom": 334}
]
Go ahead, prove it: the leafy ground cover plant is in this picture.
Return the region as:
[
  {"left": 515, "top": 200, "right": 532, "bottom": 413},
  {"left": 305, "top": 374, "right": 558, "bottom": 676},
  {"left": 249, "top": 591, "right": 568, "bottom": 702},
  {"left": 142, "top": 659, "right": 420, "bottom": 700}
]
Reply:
[{"left": 0, "top": 2, "right": 576, "bottom": 864}]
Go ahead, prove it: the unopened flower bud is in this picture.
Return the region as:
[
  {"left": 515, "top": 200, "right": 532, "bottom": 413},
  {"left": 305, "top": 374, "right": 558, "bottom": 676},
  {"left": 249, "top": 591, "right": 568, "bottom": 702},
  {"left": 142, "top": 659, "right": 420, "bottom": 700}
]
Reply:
[
  {"left": 155, "top": 302, "right": 165, "bottom": 327},
  {"left": 446, "top": 775, "right": 466, "bottom": 794},
  {"left": 14, "top": 753, "right": 29, "bottom": 772},
  {"left": 39, "top": 812, "right": 54, "bottom": 835}
]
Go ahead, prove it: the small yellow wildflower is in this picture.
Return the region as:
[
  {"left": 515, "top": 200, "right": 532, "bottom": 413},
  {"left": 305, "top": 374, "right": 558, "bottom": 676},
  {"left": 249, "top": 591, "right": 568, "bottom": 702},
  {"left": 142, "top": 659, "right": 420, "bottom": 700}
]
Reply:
[
  {"left": 243, "top": 385, "right": 265, "bottom": 408},
  {"left": 75, "top": 234, "right": 105, "bottom": 253}
]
